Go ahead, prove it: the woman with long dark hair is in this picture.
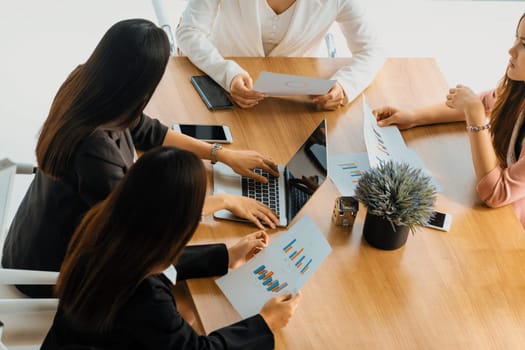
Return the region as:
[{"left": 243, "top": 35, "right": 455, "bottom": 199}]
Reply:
[
  {"left": 373, "top": 13, "right": 525, "bottom": 228},
  {"left": 2, "top": 19, "right": 279, "bottom": 297},
  {"left": 41, "top": 147, "right": 300, "bottom": 349}
]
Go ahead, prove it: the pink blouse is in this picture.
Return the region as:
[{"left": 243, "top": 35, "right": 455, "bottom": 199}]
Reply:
[{"left": 476, "top": 89, "right": 525, "bottom": 228}]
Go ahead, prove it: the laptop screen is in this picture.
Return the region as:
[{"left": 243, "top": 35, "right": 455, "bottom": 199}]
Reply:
[
  {"left": 212, "top": 119, "right": 328, "bottom": 226},
  {"left": 284, "top": 120, "right": 327, "bottom": 223}
]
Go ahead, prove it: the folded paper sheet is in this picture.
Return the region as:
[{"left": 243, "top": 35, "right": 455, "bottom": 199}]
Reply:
[
  {"left": 328, "top": 97, "right": 442, "bottom": 196},
  {"left": 253, "top": 71, "right": 336, "bottom": 96}
]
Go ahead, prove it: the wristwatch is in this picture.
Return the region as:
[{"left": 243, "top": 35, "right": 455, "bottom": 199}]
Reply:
[{"left": 211, "top": 143, "right": 222, "bottom": 164}]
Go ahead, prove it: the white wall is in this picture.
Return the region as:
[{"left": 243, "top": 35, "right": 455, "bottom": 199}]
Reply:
[
  {"left": 364, "top": 0, "right": 523, "bottom": 90},
  {"left": 0, "top": 1, "right": 158, "bottom": 232},
  {"left": 0, "top": 0, "right": 523, "bottom": 225}
]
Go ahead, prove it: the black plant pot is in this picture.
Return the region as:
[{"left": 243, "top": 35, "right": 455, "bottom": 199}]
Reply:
[{"left": 362, "top": 212, "right": 410, "bottom": 250}]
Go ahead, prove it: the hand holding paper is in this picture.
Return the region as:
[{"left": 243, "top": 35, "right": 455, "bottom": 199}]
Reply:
[
  {"left": 327, "top": 97, "right": 443, "bottom": 196},
  {"left": 228, "top": 231, "right": 269, "bottom": 269},
  {"left": 362, "top": 96, "right": 443, "bottom": 191},
  {"left": 311, "top": 82, "right": 346, "bottom": 110},
  {"left": 230, "top": 73, "right": 265, "bottom": 108},
  {"left": 253, "top": 71, "right": 336, "bottom": 96},
  {"left": 216, "top": 215, "right": 331, "bottom": 318},
  {"left": 260, "top": 291, "right": 302, "bottom": 331}
]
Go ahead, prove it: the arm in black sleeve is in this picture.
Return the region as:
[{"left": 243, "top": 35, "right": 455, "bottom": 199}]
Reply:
[
  {"left": 75, "top": 135, "right": 129, "bottom": 207},
  {"left": 130, "top": 114, "right": 169, "bottom": 151},
  {"left": 123, "top": 276, "right": 274, "bottom": 350},
  {"left": 208, "top": 314, "right": 274, "bottom": 350},
  {"left": 175, "top": 244, "right": 229, "bottom": 281},
  {"left": 41, "top": 272, "right": 274, "bottom": 349}
]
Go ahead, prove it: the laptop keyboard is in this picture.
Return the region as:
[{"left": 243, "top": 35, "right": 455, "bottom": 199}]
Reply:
[{"left": 242, "top": 169, "right": 280, "bottom": 213}]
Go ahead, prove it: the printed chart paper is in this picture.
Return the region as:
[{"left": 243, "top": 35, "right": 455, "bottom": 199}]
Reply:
[
  {"left": 362, "top": 96, "right": 407, "bottom": 168},
  {"left": 216, "top": 215, "right": 332, "bottom": 318},
  {"left": 328, "top": 153, "right": 370, "bottom": 196},
  {"left": 253, "top": 71, "right": 336, "bottom": 96},
  {"left": 361, "top": 96, "right": 443, "bottom": 192}
]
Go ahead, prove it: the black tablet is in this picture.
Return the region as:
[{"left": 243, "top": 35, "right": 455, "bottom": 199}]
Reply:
[{"left": 190, "top": 75, "right": 234, "bottom": 110}]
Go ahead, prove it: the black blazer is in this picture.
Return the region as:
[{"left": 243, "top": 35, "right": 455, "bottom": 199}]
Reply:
[
  {"left": 41, "top": 244, "right": 274, "bottom": 350},
  {"left": 1, "top": 115, "right": 168, "bottom": 297}
]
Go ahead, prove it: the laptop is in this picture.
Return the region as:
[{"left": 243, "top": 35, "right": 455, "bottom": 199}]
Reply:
[{"left": 213, "top": 120, "right": 327, "bottom": 227}]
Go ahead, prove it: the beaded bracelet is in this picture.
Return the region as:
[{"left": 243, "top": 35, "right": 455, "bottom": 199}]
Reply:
[{"left": 466, "top": 123, "right": 491, "bottom": 132}]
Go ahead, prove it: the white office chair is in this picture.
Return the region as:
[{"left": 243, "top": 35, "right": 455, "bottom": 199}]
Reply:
[
  {"left": 325, "top": 32, "right": 337, "bottom": 58},
  {"left": 0, "top": 159, "right": 58, "bottom": 349},
  {"left": 152, "top": 0, "right": 180, "bottom": 56}
]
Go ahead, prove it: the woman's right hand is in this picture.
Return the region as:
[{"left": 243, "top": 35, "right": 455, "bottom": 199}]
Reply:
[
  {"left": 230, "top": 73, "right": 265, "bottom": 108},
  {"left": 372, "top": 106, "right": 417, "bottom": 130},
  {"left": 260, "top": 292, "right": 302, "bottom": 331},
  {"left": 445, "top": 85, "right": 485, "bottom": 124},
  {"left": 218, "top": 148, "right": 279, "bottom": 184}
]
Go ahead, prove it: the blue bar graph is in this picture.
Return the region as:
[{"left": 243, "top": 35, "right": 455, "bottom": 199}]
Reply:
[
  {"left": 253, "top": 264, "right": 288, "bottom": 293},
  {"left": 282, "top": 239, "right": 313, "bottom": 275}
]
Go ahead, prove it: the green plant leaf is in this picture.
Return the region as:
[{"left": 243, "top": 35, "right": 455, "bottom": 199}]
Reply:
[{"left": 354, "top": 160, "right": 436, "bottom": 233}]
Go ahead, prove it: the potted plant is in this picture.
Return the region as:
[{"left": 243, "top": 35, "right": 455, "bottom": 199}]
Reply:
[{"left": 354, "top": 160, "right": 436, "bottom": 250}]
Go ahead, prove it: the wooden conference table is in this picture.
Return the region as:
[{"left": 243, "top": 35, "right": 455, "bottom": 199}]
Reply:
[{"left": 145, "top": 57, "right": 525, "bottom": 349}]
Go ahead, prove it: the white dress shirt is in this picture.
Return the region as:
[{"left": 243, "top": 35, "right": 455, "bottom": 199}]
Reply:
[
  {"left": 176, "top": 0, "right": 385, "bottom": 104},
  {"left": 260, "top": 0, "right": 297, "bottom": 56}
]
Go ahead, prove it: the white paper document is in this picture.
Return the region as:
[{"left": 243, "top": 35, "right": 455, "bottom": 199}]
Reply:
[
  {"left": 215, "top": 215, "right": 332, "bottom": 319},
  {"left": 361, "top": 96, "right": 443, "bottom": 192},
  {"left": 253, "top": 71, "right": 336, "bottom": 96},
  {"left": 328, "top": 153, "right": 370, "bottom": 196},
  {"left": 362, "top": 96, "right": 408, "bottom": 168}
]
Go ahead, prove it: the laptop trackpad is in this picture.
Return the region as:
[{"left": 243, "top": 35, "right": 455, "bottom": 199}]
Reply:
[
  {"left": 213, "top": 163, "right": 246, "bottom": 222},
  {"left": 213, "top": 163, "right": 243, "bottom": 196}
]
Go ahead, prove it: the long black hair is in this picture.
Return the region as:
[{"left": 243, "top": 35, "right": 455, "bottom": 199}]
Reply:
[
  {"left": 56, "top": 146, "right": 207, "bottom": 330},
  {"left": 37, "top": 19, "right": 170, "bottom": 178}
]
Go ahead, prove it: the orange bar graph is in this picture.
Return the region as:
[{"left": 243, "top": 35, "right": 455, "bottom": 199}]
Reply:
[
  {"left": 261, "top": 271, "right": 273, "bottom": 281},
  {"left": 290, "top": 248, "right": 304, "bottom": 261},
  {"left": 254, "top": 264, "right": 289, "bottom": 293}
]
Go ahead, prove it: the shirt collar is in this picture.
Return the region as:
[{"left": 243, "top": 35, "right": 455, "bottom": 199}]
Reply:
[
  {"left": 107, "top": 130, "right": 121, "bottom": 142},
  {"left": 162, "top": 265, "right": 177, "bottom": 285}
]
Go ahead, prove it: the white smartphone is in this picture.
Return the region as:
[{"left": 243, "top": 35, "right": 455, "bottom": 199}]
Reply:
[
  {"left": 171, "top": 124, "right": 233, "bottom": 144},
  {"left": 424, "top": 211, "right": 452, "bottom": 232}
]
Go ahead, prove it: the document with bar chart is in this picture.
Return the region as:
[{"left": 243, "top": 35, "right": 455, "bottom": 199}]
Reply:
[
  {"left": 328, "top": 152, "right": 370, "bottom": 196},
  {"left": 362, "top": 96, "right": 442, "bottom": 191},
  {"left": 215, "top": 215, "right": 332, "bottom": 318},
  {"left": 362, "top": 95, "right": 407, "bottom": 168}
]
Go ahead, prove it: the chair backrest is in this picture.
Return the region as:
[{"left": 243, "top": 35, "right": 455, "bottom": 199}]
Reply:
[
  {"left": 151, "top": 0, "right": 177, "bottom": 55},
  {"left": 0, "top": 159, "right": 58, "bottom": 349},
  {"left": 325, "top": 33, "right": 337, "bottom": 58},
  {"left": 0, "top": 159, "right": 16, "bottom": 240}
]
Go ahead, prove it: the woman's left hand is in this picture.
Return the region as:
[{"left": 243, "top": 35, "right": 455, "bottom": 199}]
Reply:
[
  {"left": 446, "top": 84, "right": 485, "bottom": 123},
  {"left": 221, "top": 194, "right": 279, "bottom": 229},
  {"left": 218, "top": 148, "right": 279, "bottom": 184},
  {"left": 228, "top": 231, "right": 269, "bottom": 269},
  {"left": 311, "top": 82, "right": 346, "bottom": 110}
]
